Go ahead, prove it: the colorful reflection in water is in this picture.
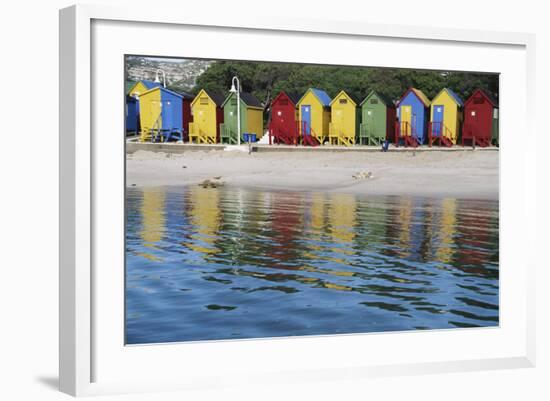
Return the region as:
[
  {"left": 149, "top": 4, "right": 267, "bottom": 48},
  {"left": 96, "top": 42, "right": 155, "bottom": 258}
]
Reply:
[{"left": 126, "top": 186, "right": 499, "bottom": 344}]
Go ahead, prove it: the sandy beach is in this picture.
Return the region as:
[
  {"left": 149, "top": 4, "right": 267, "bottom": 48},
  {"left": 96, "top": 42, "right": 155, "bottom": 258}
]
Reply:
[{"left": 126, "top": 147, "right": 499, "bottom": 200}]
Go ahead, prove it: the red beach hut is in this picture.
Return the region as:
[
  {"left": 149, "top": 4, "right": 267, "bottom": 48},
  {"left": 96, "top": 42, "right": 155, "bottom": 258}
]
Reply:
[
  {"left": 180, "top": 91, "right": 194, "bottom": 142},
  {"left": 268, "top": 91, "right": 301, "bottom": 145},
  {"left": 462, "top": 89, "right": 499, "bottom": 147}
]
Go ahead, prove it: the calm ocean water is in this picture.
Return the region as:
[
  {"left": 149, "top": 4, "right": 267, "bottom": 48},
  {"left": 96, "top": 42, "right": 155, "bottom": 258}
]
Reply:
[{"left": 125, "top": 186, "right": 499, "bottom": 344}]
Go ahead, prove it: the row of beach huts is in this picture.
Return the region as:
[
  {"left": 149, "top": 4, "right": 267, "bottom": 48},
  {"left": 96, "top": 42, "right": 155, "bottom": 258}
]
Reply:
[{"left": 126, "top": 80, "right": 499, "bottom": 148}]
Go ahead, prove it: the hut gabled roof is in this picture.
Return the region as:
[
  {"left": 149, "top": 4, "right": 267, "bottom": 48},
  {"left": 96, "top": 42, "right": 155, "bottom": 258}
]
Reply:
[
  {"left": 298, "top": 88, "right": 332, "bottom": 108},
  {"left": 272, "top": 91, "right": 301, "bottom": 106},
  {"left": 127, "top": 80, "right": 161, "bottom": 95},
  {"left": 330, "top": 90, "right": 358, "bottom": 107},
  {"left": 172, "top": 89, "right": 194, "bottom": 100},
  {"left": 398, "top": 87, "right": 431, "bottom": 107},
  {"left": 465, "top": 88, "right": 498, "bottom": 108},
  {"left": 432, "top": 87, "right": 464, "bottom": 107},
  {"left": 239, "top": 92, "right": 263, "bottom": 108},
  {"left": 141, "top": 80, "right": 161, "bottom": 90},
  {"left": 192, "top": 89, "right": 226, "bottom": 107},
  {"left": 445, "top": 88, "right": 464, "bottom": 107},
  {"left": 221, "top": 91, "right": 263, "bottom": 109},
  {"left": 360, "top": 90, "right": 395, "bottom": 107},
  {"left": 286, "top": 92, "right": 302, "bottom": 105},
  {"left": 140, "top": 86, "right": 184, "bottom": 99},
  {"left": 207, "top": 91, "right": 226, "bottom": 107}
]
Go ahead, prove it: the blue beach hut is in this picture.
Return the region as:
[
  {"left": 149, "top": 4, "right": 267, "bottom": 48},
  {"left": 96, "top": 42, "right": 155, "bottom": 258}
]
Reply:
[
  {"left": 396, "top": 88, "right": 431, "bottom": 146},
  {"left": 139, "top": 87, "right": 184, "bottom": 142},
  {"left": 126, "top": 95, "right": 138, "bottom": 134}
]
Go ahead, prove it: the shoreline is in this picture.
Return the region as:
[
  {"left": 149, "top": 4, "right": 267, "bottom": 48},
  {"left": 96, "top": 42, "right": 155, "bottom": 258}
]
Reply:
[{"left": 126, "top": 149, "right": 499, "bottom": 200}]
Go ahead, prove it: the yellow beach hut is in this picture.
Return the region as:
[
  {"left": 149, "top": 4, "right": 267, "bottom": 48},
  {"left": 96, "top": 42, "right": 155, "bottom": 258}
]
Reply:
[
  {"left": 329, "top": 90, "right": 359, "bottom": 146},
  {"left": 297, "top": 88, "right": 331, "bottom": 145},
  {"left": 128, "top": 80, "right": 161, "bottom": 98},
  {"left": 140, "top": 188, "right": 165, "bottom": 249},
  {"left": 429, "top": 88, "right": 463, "bottom": 146},
  {"left": 126, "top": 80, "right": 161, "bottom": 135},
  {"left": 189, "top": 89, "right": 226, "bottom": 144}
]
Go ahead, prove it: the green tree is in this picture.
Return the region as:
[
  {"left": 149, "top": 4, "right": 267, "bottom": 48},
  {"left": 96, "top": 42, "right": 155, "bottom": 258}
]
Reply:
[{"left": 193, "top": 61, "right": 499, "bottom": 123}]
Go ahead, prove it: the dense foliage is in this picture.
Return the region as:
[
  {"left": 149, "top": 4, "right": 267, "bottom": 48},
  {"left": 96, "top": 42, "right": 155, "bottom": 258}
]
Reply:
[{"left": 192, "top": 61, "right": 499, "bottom": 113}]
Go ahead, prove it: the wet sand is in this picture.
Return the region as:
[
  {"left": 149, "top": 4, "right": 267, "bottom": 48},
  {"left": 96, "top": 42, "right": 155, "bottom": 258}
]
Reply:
[{"left": 126, "top": 148, "right": 499, "bottom": 200}]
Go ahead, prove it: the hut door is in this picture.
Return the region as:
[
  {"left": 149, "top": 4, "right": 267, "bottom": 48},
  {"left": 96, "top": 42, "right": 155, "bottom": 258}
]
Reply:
[
  {"left": 199, "top": 108, "right": 207, "bottom": 125},
  {"left": 229, "top": 109, "right": 238, "bottom": 135},
  {"left": 401, "top": 106, "right": 412, "bottom": 136},
  {"left": 433, "top": 105, "right": 444, "bottom": 136},
  {"left": 163, "top": 100, "right": 173, "bottom": 130},
  {"left": 470, "top": 109, "right": 479, "bottom": 127},
  {"left": 276, "top": 109, "right": 285, "bottom": 124},
  {"left": 468, "top": 108, "right": 479, "bottom": 137},
  {"left": 275, "top": 108, "right": 287, "bottom": 134},
  {"left": 151, "top": 101, "right": 162, "bottom": 130},
  {"left": 366, "top": 108, "right": 375, "bottom": 136},
  {"left": 229, "top": 98, "right": 239, "bottom": 135},
  {"left": 197, "top": 97, "right": 209, "bottom": 129},
  {"left": 301, "top": 105, "right": 311, "bottom": 135},
  {"left": 411, "top": 114, "right": 418, "bottom": 137},
  {"left": 334, "top": 108, "right": 344, "bottom": 133}
]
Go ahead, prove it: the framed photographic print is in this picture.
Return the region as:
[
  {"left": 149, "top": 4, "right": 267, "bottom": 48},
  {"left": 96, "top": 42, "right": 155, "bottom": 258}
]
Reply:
[{"left": 59, "top": 3, "right": 536, "bottom": 397}]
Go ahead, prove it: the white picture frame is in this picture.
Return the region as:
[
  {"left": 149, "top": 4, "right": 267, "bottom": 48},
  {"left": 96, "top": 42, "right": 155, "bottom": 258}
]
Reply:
[{"left": 59, "top": 4, "right": 536, "bottom": 397}]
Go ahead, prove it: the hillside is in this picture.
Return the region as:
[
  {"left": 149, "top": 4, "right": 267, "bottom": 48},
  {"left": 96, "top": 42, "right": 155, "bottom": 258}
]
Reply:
[{"left": 125, "top": 56, "right": 212, "bottom": 93}]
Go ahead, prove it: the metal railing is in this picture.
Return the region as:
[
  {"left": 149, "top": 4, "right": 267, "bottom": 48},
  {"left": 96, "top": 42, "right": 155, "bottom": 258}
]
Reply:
[
  {"left": 268, "top": 124, "right": 298, "bottom": 145},
  {"left": 359, "top": 123, "right": 385, "bottom": 146},
  {"left": 220, "top": 123, "right": 239, "bottom": 145},
  {"left": 394, "top": 121, "right": 419, "bottom": 148},
  {"left": 189, "top": 122, "right": 216, "bottom": 144},
  {"left": 297, "top": 120, "right": 320, "bottom": 147},
  {"left": 428, "top": 122, "right": 454, "bottom": 147}
]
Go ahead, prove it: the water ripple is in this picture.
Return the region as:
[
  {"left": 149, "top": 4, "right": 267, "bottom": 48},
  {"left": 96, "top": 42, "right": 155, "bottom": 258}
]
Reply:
[{"left": 126, "top": 186, "right": 499, "bottom": 344}]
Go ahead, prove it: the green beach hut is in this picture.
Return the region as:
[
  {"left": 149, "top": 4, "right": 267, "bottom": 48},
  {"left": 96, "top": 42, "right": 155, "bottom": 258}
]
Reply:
[
  {"left": 359, "top": 91, "right": 396, "bottom": 145},
  {"left": 220, "top": 92, "right": 264, "bottom": 144}
]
